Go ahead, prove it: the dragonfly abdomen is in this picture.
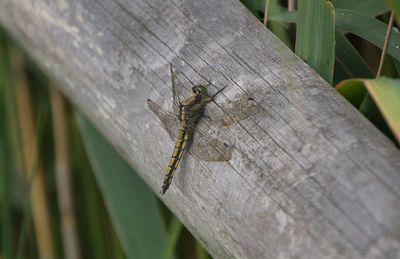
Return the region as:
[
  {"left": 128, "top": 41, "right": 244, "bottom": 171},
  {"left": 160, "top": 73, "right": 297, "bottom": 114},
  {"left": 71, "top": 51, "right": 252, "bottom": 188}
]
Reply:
[{"left": 160, "top": 126, "right": 190, "bottom": 195}]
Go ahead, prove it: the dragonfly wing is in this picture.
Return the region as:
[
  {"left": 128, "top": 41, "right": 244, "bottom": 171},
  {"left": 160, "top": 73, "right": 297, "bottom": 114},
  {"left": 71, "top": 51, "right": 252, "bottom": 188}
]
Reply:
[
  {"left": 187, "top": 96, "right": 261, "bottom": 162},
  {"left": 147, "top": 99, "right": 179, "bottom": 140},
  {"left": 188, "top": 118, "right": 233, "bottom": 162},
  {"left": 170, "top": 64, "right": 181, "bottom": 115},
  {"left": 190, "top": 131, "right": 233, "bottom": 162},
  {"left": 203, "top": 95, "right": 262, "bottom": 128}
]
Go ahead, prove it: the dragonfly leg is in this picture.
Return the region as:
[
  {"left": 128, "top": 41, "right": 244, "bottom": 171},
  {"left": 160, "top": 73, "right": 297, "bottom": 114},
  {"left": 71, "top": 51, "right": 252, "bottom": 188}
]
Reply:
[
  {"left": 208, "top": 85, "right": 227, "bottom": 101},
  {"left": 203, "top": 114, "right": 211, "bottom": 120}
]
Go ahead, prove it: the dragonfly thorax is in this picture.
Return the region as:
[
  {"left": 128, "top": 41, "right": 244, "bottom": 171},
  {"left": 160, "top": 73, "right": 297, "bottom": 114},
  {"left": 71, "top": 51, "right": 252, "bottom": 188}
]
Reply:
[{"left": 180, "top": 95, "right": 207, "bottom": 129}]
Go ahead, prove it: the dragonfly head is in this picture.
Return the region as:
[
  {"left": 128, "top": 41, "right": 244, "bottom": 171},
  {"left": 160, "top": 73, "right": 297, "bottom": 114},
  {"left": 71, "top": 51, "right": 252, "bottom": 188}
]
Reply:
[{"left": 192, "top": 84, "right": 208, "bottom": 97}]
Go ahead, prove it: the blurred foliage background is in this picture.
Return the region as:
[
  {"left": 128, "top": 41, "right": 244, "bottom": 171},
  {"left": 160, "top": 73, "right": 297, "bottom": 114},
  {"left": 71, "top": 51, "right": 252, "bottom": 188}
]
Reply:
[{"left": 0, "top": 0, "right": 399, "bottom": 258}]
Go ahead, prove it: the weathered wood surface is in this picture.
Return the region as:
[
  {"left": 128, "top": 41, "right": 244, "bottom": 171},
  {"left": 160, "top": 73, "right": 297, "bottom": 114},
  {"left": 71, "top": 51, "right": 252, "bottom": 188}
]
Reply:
[{"left": 1, "top": 0, "right": 400, "bottom": 258}]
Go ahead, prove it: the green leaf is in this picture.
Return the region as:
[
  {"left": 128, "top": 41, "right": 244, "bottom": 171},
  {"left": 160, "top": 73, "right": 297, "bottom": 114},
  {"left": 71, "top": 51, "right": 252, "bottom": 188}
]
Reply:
[
  {"left": 365, "top": 77, "right": 400, "bottom": 143},
  {"left": 239, "top": 0, "right": 261, "bottom": 19},
  {"left": 270, "top": 9, "right": 400, "bottom": 64},
  {"left": 336, "top": 77, "right": 400, "bottom": 144},
  {"left": 269, "top": 11, "right": 296, "bottom": 23},
  {"left": 239, "top": 0, "right": 266, "bottom": 14},
  {"left": 75, "top": 113, "right": 166, "bottom": 259},
  {"left": 332, "top": 0, "right": 389, "bottom": 17},
  {"left": 336, "top": 79, "right": 368, "bottom": 107},
  {"left": 295, "top": 0, "right": 335, "bottom": 84},
  {"left": 333, "top": 30, "right": 374, "bottom": 84},
  {"left": 393, "top": 59, "right": 400, "bottom": 76},
  {"left": 335, "top": 9, "right": 400, "bottom": 62},
  {"left": 160, "top": 216, "right": 182, "bottom": 259},
  {"left": 196, "top": 242, "right": 211, "bottom": 259},
  {"left": 0, "top": 29, "right": 13, "bottom": 259},
  {"left": 268, "top": 0, "right": 291, "bottom": 47},
  {"left": 358, "top": 94, "right": 395, "bottom": 142},
  {"left": 386, "top": 0, "right": 400, "bottom": 24}
]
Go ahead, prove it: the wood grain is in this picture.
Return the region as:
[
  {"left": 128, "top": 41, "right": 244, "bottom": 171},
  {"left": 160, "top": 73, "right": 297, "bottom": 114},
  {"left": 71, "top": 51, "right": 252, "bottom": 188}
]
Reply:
[{"left": 1, "top": 0, "right": 400, "bottom": 258}]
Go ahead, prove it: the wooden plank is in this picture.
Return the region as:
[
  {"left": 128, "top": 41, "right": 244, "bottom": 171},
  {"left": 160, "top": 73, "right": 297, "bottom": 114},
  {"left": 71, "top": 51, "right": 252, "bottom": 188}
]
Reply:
[{"left": 1, "top": 0, "right": 400, "bottom": 257}]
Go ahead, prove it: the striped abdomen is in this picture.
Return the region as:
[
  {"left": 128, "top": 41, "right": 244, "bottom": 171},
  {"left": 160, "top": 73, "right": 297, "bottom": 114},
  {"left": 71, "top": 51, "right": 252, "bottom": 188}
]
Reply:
[{"left": 160, "top": 126, "right": 189, "bottom": 195}]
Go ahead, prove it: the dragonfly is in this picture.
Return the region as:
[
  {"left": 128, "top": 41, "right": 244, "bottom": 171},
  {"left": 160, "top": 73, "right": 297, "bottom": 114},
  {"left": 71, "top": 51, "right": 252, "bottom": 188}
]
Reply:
[{"left": 147, "top": 64, "right": 228, "bottom": 195}]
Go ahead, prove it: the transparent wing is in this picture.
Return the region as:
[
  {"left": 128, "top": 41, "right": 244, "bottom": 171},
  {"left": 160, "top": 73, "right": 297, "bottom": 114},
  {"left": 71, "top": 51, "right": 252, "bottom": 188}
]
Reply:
[
  {"left": 190, "top": 120, "right": 233, "bottom": 162},
  {"left": 170, "top": 64, "right": 181, "bottom": 115},
  {"left": 147, "top": 99, "right": 232, "bottom": 162},
  {"left": 203, "top": 95, "right": 262, "bottom": 128},
  {"left": 147, "top": 99, "right": 179, "bottom": 140},
  {"left": 191, "top": 95, "right": 263, "bottom": 161}
]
